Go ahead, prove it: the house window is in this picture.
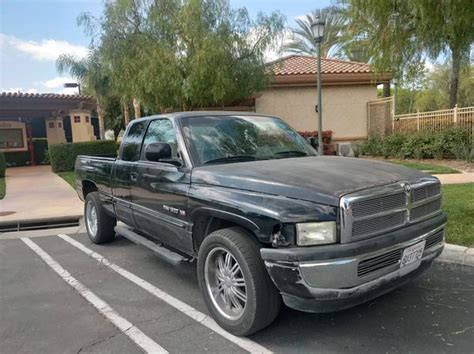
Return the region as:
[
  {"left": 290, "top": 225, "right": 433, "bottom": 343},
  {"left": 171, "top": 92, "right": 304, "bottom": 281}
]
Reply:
[
  {"left": 85, "top": 116, "right": 90, "bottom": 123},
  {"left": 74, "top": 116, "right": 81, "bottom": 123},
  {"left": 0, "top": 128, "right": 24, "bottom": 149},
  {"left": 48, "top": 122, "right": 55, "bottom": 129},
  {"left": 58, "top": 122, "right": 62, "bottom": 128}
]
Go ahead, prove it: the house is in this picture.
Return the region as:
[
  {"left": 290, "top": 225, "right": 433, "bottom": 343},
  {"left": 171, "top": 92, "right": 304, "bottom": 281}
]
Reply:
[
  {"left": 0, "top": 92, "right": 98, "bottom": 165},
  {"left": 255, "top": 55, "right": 392, "bottom": 142}
]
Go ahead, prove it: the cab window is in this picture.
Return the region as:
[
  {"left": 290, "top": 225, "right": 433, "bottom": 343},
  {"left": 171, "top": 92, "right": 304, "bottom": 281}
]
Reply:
[{"left": 141, "top": 119, "right": 179, "bottom": 160}]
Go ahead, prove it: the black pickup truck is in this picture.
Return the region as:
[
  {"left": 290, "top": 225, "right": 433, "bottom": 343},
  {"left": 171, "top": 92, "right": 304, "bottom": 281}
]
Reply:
[{"left": 75, "top": 112, "right": 446, "bottom": 336}]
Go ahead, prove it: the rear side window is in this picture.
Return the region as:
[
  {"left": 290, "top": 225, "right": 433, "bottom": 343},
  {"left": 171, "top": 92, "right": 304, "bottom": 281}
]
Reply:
[{"left": 120, "top": 121, "right": 147, "bottom": 161}]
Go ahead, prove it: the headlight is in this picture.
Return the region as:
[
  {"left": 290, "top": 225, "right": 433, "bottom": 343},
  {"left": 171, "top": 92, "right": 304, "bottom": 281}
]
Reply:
[{"left": 296, "top": 222, "right": 336, "bottom": 246}]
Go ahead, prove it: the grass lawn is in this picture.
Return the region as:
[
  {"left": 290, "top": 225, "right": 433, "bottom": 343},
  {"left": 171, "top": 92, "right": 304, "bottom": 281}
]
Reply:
[
  {"left": 389, "top": 160, "right": 460, "bottom": 174},
  {"left": 58, "top": 171, "right": 76, "bottom": 188},
  {"left": 0, "top": 178, "right": 5, "bottom": 200},
  {"left": 442, "top": 183, "right": 474, "bottom": 247}
]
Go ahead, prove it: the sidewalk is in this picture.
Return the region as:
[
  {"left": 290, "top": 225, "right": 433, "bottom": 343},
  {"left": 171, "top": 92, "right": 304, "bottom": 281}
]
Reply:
[
  {"left": 433, "top": 171, "right": 474, "bottom": 184},
  {"left": 0, "top": 166, "right": 83, "bottom": 225}
]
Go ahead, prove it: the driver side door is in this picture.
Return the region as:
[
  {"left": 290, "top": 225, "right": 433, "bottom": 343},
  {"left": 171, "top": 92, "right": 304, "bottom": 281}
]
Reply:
[{"left": 131, "top": 118, "right": 192, "bottom": 253}]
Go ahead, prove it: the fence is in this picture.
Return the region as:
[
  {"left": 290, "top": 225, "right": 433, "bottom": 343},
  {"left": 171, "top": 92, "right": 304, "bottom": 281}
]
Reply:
[{"left": 393, "top": 105, "right": 474, "bottom": 143}]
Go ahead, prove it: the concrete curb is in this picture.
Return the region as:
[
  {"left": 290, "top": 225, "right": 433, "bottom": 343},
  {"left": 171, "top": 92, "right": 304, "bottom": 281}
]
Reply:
[{"left": 436, "top": 243, "right": 474, "bottom": 267}]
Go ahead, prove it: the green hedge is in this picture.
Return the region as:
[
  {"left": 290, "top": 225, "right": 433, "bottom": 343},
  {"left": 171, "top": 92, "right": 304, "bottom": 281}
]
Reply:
[
  {"left": 49, "top": 140, "right": 118, "bottom": 172},
  {"left": 361, "top": 127, "right": 473, "bottom": 161},
  {"left": 0, "top": 151, "right": 6, "bottom": 178},
  {"left": 4, "top": 138, "right": 50, "bottom": 167}
]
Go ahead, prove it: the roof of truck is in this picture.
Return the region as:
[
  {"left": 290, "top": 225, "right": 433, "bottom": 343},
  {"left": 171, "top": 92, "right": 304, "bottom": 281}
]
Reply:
[{"left": 133, "top": 111, "right": 275, "bottom": 122}]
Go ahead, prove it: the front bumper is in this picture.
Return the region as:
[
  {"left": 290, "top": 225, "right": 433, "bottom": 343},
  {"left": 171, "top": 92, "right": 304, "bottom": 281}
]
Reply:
[{"left": 261, "top": 213, "right": 446, "bottom": 313}]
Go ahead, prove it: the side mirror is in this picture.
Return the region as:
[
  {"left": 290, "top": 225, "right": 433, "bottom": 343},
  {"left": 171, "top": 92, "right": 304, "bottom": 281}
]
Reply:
[{"left": 145, "top": 142, "right": 172, "bottom": 162}]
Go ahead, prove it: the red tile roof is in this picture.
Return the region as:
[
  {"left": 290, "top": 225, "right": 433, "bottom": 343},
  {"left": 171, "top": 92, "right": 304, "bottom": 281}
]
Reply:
[
  {"left": 0, "top": 92, "right": 94, "bottom": 100},
  {"left": 268, "top": 55, "right": 373, "bottom": 76}
]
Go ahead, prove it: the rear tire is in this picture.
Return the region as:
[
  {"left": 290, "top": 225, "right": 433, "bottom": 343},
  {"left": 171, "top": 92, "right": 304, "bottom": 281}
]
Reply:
[
  {"left": 197, "top": 227, "right": 281, "bottom": 336},
  {"left": 84, "top": 192, "right": 116, "bottom": 244}
]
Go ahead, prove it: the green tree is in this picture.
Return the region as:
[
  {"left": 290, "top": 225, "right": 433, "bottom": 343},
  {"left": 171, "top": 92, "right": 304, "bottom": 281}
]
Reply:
[
  {"left": 345, "top": 0, "right": 474, "bottom": 107},
  {"left": 56, "top": 51, "right": 110, "bottom": 139},
  {"left": 80, "top": 0, "right": 284, "bottom": 112}
]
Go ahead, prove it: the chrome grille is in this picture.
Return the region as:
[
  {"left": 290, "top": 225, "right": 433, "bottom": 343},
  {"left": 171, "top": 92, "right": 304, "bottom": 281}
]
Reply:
[
  {"left": 353, "top": 211, "right": 406, "bottom": 237},
  {"left": 340, "top": 178, "right": 442, "bottom": 243},
  {"left": 352, "top": 192, "right": 406, "bottom": 218},
  {"left": 411, "top": 198, "right": 442, "bottom": 221},
  {"left": 412, "top": 184, "right": 441, "bottom": 202}
]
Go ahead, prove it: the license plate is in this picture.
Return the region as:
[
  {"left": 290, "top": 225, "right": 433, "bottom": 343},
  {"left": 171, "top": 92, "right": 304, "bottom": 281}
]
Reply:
[{"left": 400, "top": 241, "right": 426, "bottom": 268}]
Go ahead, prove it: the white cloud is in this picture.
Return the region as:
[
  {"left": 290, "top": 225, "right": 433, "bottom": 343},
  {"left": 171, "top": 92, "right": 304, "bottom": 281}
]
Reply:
[
  {"left": 0, "top": 33, "right": 89, "bottom": 61},
  {"left": 41, "top": 76, "right": 74, "bottom": 89}
]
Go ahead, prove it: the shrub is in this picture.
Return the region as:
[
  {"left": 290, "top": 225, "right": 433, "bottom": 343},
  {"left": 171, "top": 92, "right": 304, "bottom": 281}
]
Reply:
[
  {"left": 361, "top": 127, "right": 472, "bottom": 161},
  {"left": 361, "top": 135, "right": 383, "bottom": 156},
  {"left": 49, "top": 140, "right": 118, "bottom": 172},
  {"left": 5, "top": 151, "right": 30, "bottom": 167},
  {"left": 33, "top": 138, "right": 49, "bottom": 165},
  {"left": 0, "top": 151, "right": 6, "bottom": 178},
  {"left": 298, "top": 130, "right": 335, "bottom": 155}
]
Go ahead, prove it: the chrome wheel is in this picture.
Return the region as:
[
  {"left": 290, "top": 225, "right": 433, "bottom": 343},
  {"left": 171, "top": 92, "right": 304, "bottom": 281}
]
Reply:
[
  {"left": 86, "top": 201, "right": 98, "bottom": 237},
  {"left": 204, "top": 247, "right": 247, "bottom": 320}
]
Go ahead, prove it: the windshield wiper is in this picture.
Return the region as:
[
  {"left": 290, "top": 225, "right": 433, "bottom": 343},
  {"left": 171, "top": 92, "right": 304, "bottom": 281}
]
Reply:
[
  {"left": 274, "top": 150, "right": 308, "bottom": 157},
  {"left": 203, "top": 155, "right": 258, "bottom": 165}
]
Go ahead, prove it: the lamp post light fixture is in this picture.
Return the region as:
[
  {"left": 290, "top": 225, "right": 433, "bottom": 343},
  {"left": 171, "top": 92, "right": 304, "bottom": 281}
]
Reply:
[
  {"left": 64, "top": 82, "right": 81, "bottom": 95},
  {"left": 311, "top": 14, "right": 326, "bottom": 155}
]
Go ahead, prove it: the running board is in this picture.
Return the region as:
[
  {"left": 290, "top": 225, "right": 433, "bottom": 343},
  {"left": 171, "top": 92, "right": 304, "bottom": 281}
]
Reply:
[{"left": 114, "top": 225, "right": 188, "bottom": 265}]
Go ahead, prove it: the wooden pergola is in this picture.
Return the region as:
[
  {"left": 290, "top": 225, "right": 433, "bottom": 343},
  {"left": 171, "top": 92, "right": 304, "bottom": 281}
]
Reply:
[{"left": 0, "top": 92, "right": 97, "bottom": 165}]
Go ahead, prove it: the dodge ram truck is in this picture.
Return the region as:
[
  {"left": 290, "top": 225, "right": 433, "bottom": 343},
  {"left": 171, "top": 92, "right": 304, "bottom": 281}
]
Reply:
[{"left": 75, "top": 112, "right": 446, "bottom": 336}]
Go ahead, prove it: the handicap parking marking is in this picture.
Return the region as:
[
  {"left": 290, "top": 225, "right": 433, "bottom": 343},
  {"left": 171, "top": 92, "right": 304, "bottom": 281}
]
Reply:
[
  {"left": 21, "top": 237, "right": 168, "bottom": 354},
  {"left": 58, "top": 233, "right": 273, "bottom": 354}
]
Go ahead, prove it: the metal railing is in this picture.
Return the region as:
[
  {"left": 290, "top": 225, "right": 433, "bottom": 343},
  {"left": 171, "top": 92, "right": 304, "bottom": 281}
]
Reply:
[{"left": 393, "top": 105, "right": 474, "bottom": 143}]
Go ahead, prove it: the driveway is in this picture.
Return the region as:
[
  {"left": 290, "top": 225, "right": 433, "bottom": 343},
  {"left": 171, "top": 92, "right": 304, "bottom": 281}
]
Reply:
[
  {"left": 1, "top": 232, "right": 473, "bottom": 353},
  {"left": 0, "top": 166, "right": 83, "bottom": 225}
]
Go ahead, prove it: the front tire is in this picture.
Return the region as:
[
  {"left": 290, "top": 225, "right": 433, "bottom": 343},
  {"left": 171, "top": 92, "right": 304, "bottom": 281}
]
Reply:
[
  {"left": 84, "top": 192, "right": 116, "bottom": 244},
  {"left": 197, "top": 227, "right": 281, "bottom": 336}
]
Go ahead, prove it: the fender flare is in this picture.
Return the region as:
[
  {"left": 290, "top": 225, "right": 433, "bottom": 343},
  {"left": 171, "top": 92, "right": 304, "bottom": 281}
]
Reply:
[{"left": 190, "top": 207, "right": 261, "bottom": 234}]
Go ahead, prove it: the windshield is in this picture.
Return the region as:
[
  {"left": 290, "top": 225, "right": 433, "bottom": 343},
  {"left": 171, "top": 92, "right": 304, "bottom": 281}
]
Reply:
[{"left": 180, "top": 115, "right": 317, "bottom": 166}]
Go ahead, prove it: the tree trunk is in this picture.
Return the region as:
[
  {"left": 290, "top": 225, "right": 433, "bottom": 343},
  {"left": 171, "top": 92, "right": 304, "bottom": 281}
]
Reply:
[
  {"left": 123, "top": 101, "right": 130, "bottom": 126},
  {"left": 96, "top": 99, "right": 105, "bottom": 140},
  {"left": 383, "top": 81, "right": 391, "bottom": 97},
  {"left": 133, "top": 98, "right": 141, "bottom": 118},
  {"left": 449, "top": 45, "right": 461, "bottom": 108}
]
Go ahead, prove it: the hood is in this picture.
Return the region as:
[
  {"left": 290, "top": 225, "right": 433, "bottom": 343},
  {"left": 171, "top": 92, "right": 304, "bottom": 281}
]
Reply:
[{"left": 191, "top": 156, "right": 430, "bottom": 206}]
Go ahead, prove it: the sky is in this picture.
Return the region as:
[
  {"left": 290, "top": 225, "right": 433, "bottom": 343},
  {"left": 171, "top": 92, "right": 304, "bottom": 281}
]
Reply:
[{"left": 0, "top": 0, "right": 332, "bottom": 95}]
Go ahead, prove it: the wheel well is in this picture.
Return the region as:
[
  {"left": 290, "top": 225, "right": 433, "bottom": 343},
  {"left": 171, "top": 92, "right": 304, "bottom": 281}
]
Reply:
[
  {"left": 193, "top": 215, "right": 252, "bottom": 252},
  {"left": 82, "top": 180, "right": 98, "bottom": 198}
]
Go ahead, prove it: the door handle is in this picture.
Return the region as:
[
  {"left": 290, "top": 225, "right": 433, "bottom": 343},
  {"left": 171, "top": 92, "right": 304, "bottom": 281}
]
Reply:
[{"left": 130, "top": 172, "right": 138, "bottom": 182}]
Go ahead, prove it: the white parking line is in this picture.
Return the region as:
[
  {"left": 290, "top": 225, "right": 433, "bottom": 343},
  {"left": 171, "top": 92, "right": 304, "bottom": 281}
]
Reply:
[
  {"left": 58, "top": 234, "right": 273, "bottom": 354},
  {"left": 21, "top": 237, "right": 168, "bottom": 354}
]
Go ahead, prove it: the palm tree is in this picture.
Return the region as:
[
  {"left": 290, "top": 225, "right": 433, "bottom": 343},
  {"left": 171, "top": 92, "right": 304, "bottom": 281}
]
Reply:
[
  {"left": 56, "top": 51, "right": 110, "bottom": 139},
  {"left": 282, "top": 6, "right": 345, "bottom": 58}
]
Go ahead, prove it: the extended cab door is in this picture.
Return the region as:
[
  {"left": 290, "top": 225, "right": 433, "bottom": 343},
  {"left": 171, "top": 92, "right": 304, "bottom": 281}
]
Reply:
[
  {"left": 112, "top": 120, "right": 148, "bottom": 227},
  {"left": 131, "top": 118, "right": 192, "bottom": 252}
]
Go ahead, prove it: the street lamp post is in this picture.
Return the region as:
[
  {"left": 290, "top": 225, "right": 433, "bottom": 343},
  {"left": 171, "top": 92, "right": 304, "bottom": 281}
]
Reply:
[
  {"left": 64, "top": 82, "right": 81, "bottom": 95},
  {"left": 311, "top": 14, "right": 326, "bottom": 155}
]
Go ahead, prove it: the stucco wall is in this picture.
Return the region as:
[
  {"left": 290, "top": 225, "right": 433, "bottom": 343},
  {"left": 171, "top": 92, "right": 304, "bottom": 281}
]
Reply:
[{"left": 255, "top": 84, "right": 377, "bottom": 140}]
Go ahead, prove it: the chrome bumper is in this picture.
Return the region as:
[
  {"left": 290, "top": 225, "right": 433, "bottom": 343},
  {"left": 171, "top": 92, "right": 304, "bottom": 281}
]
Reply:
[
  {"left": 298, "top": 224, "right": 444, "bottom": 290},
  {"left": 262, "top": 223, "right": 445, "bottom": 312}
]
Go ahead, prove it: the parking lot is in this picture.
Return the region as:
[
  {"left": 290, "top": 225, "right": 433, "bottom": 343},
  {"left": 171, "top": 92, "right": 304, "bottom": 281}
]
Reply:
[{"left": 1, "top": 232, "right": 473, "bottom": 353}]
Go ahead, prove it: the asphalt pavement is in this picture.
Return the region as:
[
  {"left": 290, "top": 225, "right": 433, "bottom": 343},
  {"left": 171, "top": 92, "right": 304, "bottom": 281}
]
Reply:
[{"left": 1, "top": 232, "right": 473, "bottom": 353}]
